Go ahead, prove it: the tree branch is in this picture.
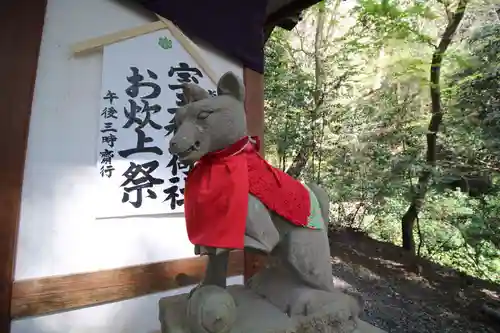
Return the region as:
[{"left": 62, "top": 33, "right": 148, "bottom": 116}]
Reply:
[
  {"left": 286, "top": 3, "right": 326, "bottom": 178},
  {"left": 325, "top": 0, "right": 342, "bottom": 40},
  {"left": 437, "top": 0, "right": 453, "bottom": 22},
  {"left": 285, "top": 71, "right": 350, "bottom": 178}
]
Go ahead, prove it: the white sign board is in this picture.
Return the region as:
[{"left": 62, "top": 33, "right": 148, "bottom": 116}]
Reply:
[{"left": 96, "top": 29, "right": 216, "bottom": 218}]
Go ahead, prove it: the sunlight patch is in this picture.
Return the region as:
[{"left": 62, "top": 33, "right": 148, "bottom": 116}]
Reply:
[
  {"left": 481, "top": 288, "right": 499, "bottom": 300},
  {"left": 331, "top": 276, "right": 355, "bottom": 290},
  {"left": 376, "top": 258, "right": 405, "bottom": 268}
]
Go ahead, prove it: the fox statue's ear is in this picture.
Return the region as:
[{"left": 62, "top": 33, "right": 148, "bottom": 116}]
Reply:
[
  {"left": 182, "top": 83, "right": 210, "bottom": 104},
  {"left": 217, "top": 71, "right": 245, "bottom": 102}
]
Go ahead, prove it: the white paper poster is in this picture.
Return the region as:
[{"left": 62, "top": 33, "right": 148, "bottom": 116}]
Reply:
[{"left": 96, "top": 29, "right": 216, "bottom": 218}]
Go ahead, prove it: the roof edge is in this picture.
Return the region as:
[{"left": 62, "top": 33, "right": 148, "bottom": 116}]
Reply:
[{"left": 265, "top": 0, "right": 321, "bottom": 30}]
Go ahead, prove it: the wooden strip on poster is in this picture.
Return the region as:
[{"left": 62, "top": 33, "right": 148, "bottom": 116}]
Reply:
[
  {"left": 156, "top": 15, "right": 219, "bottom": 85},
  {"left": 72, "top": 21, "right": 166, "bottom": 54},
  {"left": 11, "top": 251, "right": 243, "bottom": 319},
  {"left": 0, "top": 1, "right": 47, "bottom": 332},
  {"left": 72, "top": 16, "right": 219, "bottom": 86}
]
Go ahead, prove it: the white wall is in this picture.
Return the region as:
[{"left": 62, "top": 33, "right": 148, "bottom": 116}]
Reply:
[{"left": 12, "top": 0, "right": 243, "bottom": 332}]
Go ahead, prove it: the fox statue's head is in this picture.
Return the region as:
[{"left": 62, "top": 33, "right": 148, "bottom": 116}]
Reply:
[{"left": 169, "top": 71, "right": 247, "bottom": 164}]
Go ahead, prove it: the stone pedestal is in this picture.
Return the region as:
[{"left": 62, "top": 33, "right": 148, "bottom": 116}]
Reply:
[{"left": 158, "top": 285, "right": 386, "bottom": 333}]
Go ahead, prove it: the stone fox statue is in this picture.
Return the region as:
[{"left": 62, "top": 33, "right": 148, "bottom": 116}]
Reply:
[{"left": 169, "top": 71, "right": 335, "bottom": 294}]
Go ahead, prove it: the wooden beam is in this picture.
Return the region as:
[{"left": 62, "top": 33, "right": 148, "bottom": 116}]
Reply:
[
  {"left": 11, "top": 251, "right": 243, "bottom": 319},
  {"left": 243, "top": 68, "right": 267, "bottom": 281},
  {"left": 0, "top": 1, "right": 47, "bottom": 331},
  {"left": 243, "top": 68, "right": 265, "bottom": 155}
]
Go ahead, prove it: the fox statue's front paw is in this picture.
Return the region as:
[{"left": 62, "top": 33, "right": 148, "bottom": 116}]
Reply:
[
  {"left": 186, "top": 284, "right": 237, "bottom": 333},
  {"left": 188, "top": 283, "right": 203, "bottom": 299}
]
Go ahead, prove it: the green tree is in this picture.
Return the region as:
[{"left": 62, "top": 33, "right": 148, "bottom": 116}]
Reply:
[
  {"left": 263, "top": 0, "right": 500, "bottom": 280},
  {"left": 401, "top": 0, "right": 470, "bottom": 253}
]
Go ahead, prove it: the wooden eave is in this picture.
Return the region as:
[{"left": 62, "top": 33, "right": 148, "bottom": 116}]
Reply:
[{"left": 265, "top": 0, "right": 322, "bottom": 30}]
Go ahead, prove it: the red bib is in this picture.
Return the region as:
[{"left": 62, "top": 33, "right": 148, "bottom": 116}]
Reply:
[{"left": 184, "top": 136, "right": 310, "bottom": 249}]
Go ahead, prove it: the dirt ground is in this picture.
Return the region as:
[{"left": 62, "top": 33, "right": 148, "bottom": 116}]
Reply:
[{"left": 328, "top": 228, "right": 500, "bottom": 333}]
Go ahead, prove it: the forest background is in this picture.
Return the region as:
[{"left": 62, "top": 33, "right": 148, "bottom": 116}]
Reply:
[{"left": 263, "top": 0, "right": 500, "bottom": 282}]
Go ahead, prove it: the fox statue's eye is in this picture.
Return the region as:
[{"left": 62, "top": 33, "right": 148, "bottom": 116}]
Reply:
[{"left": 197, "top": 110, "right": 213, "bottom": 120}]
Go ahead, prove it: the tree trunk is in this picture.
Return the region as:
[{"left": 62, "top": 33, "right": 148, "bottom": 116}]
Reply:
[
  {"left": 400, "top": 0, "right": 469, "bottom": 253},
  {"left": 286, "top": 143, "right": 311, "bottom": 178},
  {"left": 285, "top": 3, "right": 325, "bottom": 178},
  {"left": 401, "top": 204, "right": 418, "bottom": 252}
]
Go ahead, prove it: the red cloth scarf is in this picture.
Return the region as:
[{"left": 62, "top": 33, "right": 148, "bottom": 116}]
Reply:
[{"left": 184, "top": 136, "right": 311, "bottom": 249}]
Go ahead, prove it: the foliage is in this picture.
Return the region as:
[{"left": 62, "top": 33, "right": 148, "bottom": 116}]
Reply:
[{"left": 264, "top": 0, "right": 500, "bottom": 281}]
